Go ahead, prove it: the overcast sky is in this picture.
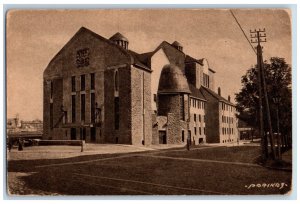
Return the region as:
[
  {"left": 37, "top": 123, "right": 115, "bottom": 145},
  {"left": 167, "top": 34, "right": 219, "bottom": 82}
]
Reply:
[{"left": 6, "top": 9, "right": 291, "bottom": 121}]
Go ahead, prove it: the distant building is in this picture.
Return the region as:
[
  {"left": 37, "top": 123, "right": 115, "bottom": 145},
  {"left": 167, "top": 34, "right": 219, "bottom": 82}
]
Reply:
[
  {"left": 43, "top": 27, "right": 238, "bottom": 145},
  {"left": 238, "top": 118, "right": 256, "bottom": 140},
  {"left": 7, "top": 116, "right": 20, "bottom": 133},
  {"left": 20, "top": 119, "right": 43, "bottom": 132}
]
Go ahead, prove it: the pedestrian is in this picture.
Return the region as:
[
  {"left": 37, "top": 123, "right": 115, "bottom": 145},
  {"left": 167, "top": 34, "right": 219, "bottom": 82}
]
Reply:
[
  {"left": 18, "top": 138, "right": 23, "bottom": 151},
  {"left": 8, "top": 138, "right": 13, "bottom": 152},
  {"left": 187, "top": 135, "right": 191, "bottom": 151}
]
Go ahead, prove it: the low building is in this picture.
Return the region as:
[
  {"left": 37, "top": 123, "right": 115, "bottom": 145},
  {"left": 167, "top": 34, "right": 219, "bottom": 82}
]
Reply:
[{"left": 20, "top": 119, "right": 43, "bottom": 132}]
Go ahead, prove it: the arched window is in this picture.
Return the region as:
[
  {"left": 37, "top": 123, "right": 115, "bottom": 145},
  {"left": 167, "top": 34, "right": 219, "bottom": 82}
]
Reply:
[{"left": 114, "top": 70, "right": 119, "bottom": 92}]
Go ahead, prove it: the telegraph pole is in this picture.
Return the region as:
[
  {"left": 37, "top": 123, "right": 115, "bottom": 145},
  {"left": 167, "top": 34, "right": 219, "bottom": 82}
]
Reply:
[
  {"left": 250, "top": 28, "right": 275, "bottom": 159},
  {"left": 250, "top": 29, "right": 267, "bottom": 160}
]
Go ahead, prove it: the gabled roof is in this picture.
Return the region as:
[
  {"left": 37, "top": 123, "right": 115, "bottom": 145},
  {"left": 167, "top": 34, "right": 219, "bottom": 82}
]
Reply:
[
  {"left": 127, "top": 50, "right": 151, "bottom": 71},
  {"left": 209, "top": 68, "right": 216, "bottom": 73},
  {"left": 172, "top": 41, "right": 183, "bottom": 47},
  {"left": 200, "top": 86, "right": 235, "bottom": 106},
  {"left": 185, "top": 55, "right": 204, "bottom": 65},
  {"left": 188, "top": 83, "right": 206, "bottom": 101},
  {"left": 138, "top": 41, "right": 186, "bottom": 69},
  {"left": 44, "top": 27, "right": 151, "bottom": 78}
]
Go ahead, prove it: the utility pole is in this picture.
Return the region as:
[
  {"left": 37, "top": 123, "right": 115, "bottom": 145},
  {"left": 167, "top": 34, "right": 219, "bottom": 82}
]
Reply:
[
  {"left": 250, "top": 29, "right": 267, "bottom": 160},
  {"left": 250, "top": 28, "right": 276, "bottom": 159}
]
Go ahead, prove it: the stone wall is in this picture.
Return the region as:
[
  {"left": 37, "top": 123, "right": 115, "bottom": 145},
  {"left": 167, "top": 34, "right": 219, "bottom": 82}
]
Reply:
[
  {"left": 201, "top": 90, "right": 220, "bottom": 143},
  {"left": 151, "top": 114, "right": 159, "bottom": 145},
  {"left": 43, "top": 80, "right": 50, "bottom": 139},
  {"left": 166, "top": 113, "right": 181, "bottom": 144},
  {"left": 44, "top": 28, "right": 132, "bottom": 142},
  {"left": 43, "top": 78, "right": 63, "bottom": 140},
  {"left": 158, "top": 94, "right": 181, "bottom": 118},
  {"left": 131, "top": 67, "right": 152, "bottom": 145},
  {"left": 104, "top": 66, "right": 132, "bottom": 144}
]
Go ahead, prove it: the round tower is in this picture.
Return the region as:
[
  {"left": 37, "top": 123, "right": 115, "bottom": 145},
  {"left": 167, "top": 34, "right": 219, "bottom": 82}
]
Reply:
[
  {"left": 157, "top": 64, "right": 190, "bottom": 120},
  {"left": 109, "top": 32, "right": 129, "bottom": 50}
]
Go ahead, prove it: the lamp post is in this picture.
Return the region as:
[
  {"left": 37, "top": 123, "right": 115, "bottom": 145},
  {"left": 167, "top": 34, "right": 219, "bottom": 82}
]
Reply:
[{"left": 273, "top": 96, "right": 281, "bottom": 160}]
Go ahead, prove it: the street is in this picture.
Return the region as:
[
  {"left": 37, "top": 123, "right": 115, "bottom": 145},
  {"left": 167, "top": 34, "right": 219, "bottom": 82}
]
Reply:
[{"left": 7, "top": 144, "right": 292, "bottom": 195}]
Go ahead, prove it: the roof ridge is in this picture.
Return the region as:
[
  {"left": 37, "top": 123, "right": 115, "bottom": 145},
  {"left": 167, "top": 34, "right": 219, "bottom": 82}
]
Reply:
[{"left": 201, "top": 86, "right": 235, "bottom": 106}]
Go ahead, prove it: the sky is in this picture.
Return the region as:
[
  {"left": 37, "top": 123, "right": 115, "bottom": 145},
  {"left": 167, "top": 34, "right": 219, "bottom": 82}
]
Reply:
[{"left": 6, "top": 9, "right": 291, "bottom": 121}]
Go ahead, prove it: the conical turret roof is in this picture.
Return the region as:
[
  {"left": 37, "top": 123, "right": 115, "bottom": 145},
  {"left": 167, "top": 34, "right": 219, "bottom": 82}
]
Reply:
[{"left": 158, "top": 64, "right": 191, "bottom": 94}]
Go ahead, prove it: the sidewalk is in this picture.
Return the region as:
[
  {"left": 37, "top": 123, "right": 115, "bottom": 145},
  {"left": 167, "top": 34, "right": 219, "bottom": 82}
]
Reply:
[{"left": 7, "top": 143, "right": 185, "bottom": 161}]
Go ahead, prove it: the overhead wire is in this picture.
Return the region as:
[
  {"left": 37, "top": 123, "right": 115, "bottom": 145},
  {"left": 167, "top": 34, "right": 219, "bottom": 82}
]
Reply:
[{"left": 229, "top": 9, "right": 257, "bottom": 55}]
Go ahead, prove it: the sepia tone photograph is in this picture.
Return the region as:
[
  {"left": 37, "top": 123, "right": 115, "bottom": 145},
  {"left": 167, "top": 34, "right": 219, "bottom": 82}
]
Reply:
[{"left": 6, "top": 8, "right": 293, "bottom": 196}]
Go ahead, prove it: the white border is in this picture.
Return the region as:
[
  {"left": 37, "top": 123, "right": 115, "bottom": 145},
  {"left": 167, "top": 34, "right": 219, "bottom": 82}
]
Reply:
[{"left": 1, "top": 0, "right": 299, "bottom": 203}]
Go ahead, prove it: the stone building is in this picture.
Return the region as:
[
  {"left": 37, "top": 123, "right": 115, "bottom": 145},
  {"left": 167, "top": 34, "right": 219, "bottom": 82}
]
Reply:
[{"left": 43, "top": 27, "right": 238, "bottom": 145}]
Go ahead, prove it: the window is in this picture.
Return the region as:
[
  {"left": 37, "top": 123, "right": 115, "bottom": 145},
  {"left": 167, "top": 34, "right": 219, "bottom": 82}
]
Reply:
[
  {"left": 194, "top": 114, "right": 196, "bottom": 122},
  {"left": 194, "top": 127, "right": 197, "bottom": 135},
  {"left": 199, "top": 114, "right": 201, "bottom": 122},
  {"left": 50, "top": 80, "right": 53, "bottom": 99},
  {"left": 81, "top": 94, "right": 85, "bottom": 122},
  {"left": 208, "top": 76, "right": 210, "bottom": 88},
  {"left": 50, "top": 103, "right": 53, "bottom": 129},
  {"left": 90, "top": 73, "right": 95, "bottom": 90},
  {"left": 91, "top": 93, "right": 95, "bottom": 123},
  {"left": 71, "top": 76, "right": 76, "bottom": 92},
  {"left": 180, "top": 94, "right": 184, "bottom": 120},
  {"left": 115, "top": 97, "right": 119, "bottom": 130},
  {"left": 199, "top": 127, "right": 201, "bottom": 135},
  {"left": 114, "top": 70, "right": 119, "bottom": 92},
  {"left": 72, "top": 95, "right": 76, "bottom": 123},
  {"left": 182, "top": 130, "right": 184, "bottom": 142},
  {"left": 197, "top": 100, "right": 200, "bottom": 109},
  {"left": 81, "top": 75, "right": 85, "bottom": 91}
]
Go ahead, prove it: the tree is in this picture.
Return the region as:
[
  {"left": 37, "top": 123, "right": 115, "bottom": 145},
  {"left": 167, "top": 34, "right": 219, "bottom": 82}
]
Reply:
[{"left": 235, "top": 57, "right": 292, "bottom": 158}]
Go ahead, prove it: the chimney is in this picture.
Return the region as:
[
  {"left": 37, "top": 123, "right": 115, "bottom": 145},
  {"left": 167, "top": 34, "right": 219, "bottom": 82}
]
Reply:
[
  {"left": 228, "top": 95, "right": 231, "bottom": 102},
  {"left": 218, "top": 87, "right": 221, "bottom": 96}
]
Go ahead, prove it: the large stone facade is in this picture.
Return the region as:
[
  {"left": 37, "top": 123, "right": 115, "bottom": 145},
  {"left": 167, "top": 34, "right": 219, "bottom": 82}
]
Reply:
[{"left": 43, "top": 26, "right": 238, "bottom": 145}]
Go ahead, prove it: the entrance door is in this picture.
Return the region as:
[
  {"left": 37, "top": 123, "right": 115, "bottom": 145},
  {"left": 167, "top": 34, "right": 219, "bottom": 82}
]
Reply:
[
  {"left": 90, "top": 127, "right": 96, "bottom": 142},
  {"left": 159, "top": 131, "right": 167, "bottom": 144},
  {"left": 71, "top": 128, "right": 76, "bottom": 140}
]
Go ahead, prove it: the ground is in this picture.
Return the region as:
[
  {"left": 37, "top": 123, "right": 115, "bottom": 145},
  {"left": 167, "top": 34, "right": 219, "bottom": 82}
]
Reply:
[{"left": 6, "top": 142, "right": 292, "bottom": 196}]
